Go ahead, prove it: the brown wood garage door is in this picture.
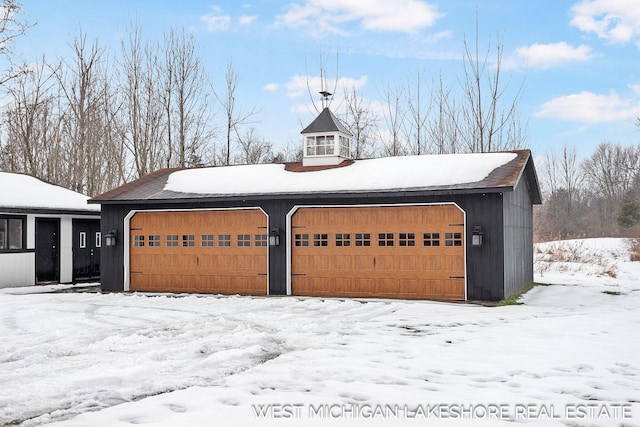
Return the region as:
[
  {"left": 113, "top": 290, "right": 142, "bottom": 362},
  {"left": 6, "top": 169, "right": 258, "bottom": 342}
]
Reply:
[
  {"left": 129, "top": 209, "right": 268, "bottom": 294},
  {"left": 291, "top": 205, "right": 465, "bottom": 300}
]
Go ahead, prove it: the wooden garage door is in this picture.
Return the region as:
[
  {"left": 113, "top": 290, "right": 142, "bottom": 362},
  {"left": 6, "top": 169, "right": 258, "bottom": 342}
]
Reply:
[
  {"left": 291, "top": 205, "right": 465, "bottom": 300},
  {"left": 130, "top": 209, "right": 268, "bottom": 294}
]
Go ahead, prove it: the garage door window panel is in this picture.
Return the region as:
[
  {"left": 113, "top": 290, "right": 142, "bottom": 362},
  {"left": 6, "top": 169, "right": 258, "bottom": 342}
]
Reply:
[
  {"left": 355, "top": 233, "right": 371, "bottom": 247},
  {"left": 201, "top": 235, "right": 214, "bottom": 246},
  {"left": 182, "top": 235, "right": 194, "bottom": 247},
  {"left": 166, "top": 235, "right": 178, "bottom": 247},
  {"left": 149, "top": 235, "right": 161, "bottom": 246},
  {"left": 218, "top": 234, "right": 231, "bottom": 247},
  {"left": 378, "top": 233, "right": 394, "bottom": 247},
  {"left": 313, "top": 234, "right": 328, "bottom": 247},
  {"left": 237, "top": 234, "right": 251, "bottom": 247},
  {"left": 255, "top": 234, "right": 268, "bottom": 247},
  {"left": 295, "top": 234, "right": 309, "bottom": 247},
  {"left": 399, "top": 233, "right": 415, "bottom": 247},
  {"left": 336, "top": 233, "right": 351, "bottom": 247},
  {"left": 133, "top": 235, "right": 145, "bottom": 247},
  {"left": 423, "top": 233, "right": 440, "bottom": 247}
]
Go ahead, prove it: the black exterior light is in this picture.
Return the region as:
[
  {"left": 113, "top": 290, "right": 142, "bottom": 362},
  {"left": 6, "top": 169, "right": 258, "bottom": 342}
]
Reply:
[
  {"left": 472, "top": 226, "right": 483, "bottom": 247},
  {"left": 104, "top": 230, "right": 118, "bottom": 246},
  {"left": 269, "top": 227, "right": 280, "bottom": 246}
]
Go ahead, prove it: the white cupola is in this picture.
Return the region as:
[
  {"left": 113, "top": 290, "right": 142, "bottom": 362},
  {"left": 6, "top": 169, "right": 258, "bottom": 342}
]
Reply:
[{"left": 301, "top": 105, "right": 353, "bottom": 167}]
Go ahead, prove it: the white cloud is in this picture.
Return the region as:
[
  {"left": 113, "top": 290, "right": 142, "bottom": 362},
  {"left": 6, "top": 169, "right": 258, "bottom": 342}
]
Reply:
[
  {"left": 275, "top": 0, "right": 442, "bottom": 36},
  {"left": 239, "top": 15, "right": 257, "bottom": 25},
  {"left": 263, "top": 83, "right": 279, "bottom": 92},
  {"left": 510, "top": 42, "right": 594, "bottom": 69},
  {"left": 534, "top": 90, "right": 640, "bottom": 123},
  {"left": 570, "top": 0, "right": 640, "bottom": 45},
  {"left": 285, "top": 74, "right": 368, "bottom": 98},
  {"left": 201, "top": 9, "right": 231, "bottom": 32}
]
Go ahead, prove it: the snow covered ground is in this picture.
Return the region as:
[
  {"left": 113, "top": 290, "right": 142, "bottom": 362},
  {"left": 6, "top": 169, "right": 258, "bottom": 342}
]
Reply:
[{"left": 0, "top": 238, "right": 638, "bottom": 427}]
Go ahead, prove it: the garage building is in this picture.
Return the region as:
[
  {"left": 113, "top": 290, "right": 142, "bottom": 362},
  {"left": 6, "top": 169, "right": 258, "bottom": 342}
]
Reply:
[{"left": 91, "top": 108, "right": 541, "bottom": 301}]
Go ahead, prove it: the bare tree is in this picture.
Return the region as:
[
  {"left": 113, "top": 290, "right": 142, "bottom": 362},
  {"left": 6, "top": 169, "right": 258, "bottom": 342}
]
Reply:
[
  {"left": 162, "top": 28, "right": 214, "bottom": 168},
  {"left": 0, "top": 0, "right": 33, "bottom": 88},
  {"left": 52, "top": 31, "right": 123, "bottom": 195},
  {"left": 235, "top": 127, "right": 273, "bottom": 164},
  {"left": 214, "top": 61, "right": 259, "bottom": 165},
  {"left": 427, "top": 74, "right": 459, "bottom": 154},
  {"left": 458, "top": 16, "right": 525, "bottom": 152},
  {"left": 404, "top": 70, "right": 431, "bottom": 155},
  {"left": 378, "top": 83, "right": 407, "bottom": 157},
  {"left": 342, "top": 85, "right": 378, "bottom": 159},
  {"left": 118, "top": 23, "right": 166, "bottom": 178},
  {"left": 0, "top": 59, "right": 62, "bottom": 179},
  {"left": 582, "top": 142, "right": 640, "bottom": 202}
]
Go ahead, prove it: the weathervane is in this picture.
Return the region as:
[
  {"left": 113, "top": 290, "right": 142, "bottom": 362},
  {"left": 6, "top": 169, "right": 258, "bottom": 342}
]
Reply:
[{"left": 319, "top": 90, "right": 332, "bottom": 109}]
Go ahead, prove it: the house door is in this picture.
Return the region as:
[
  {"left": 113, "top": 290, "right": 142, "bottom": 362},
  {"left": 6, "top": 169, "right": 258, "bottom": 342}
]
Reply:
[
  {"left": 73, "top": 219, "right": 101, "bottom": 281},
  {"left": 36, "top": 218, "right": 60, "bottom": 284}
]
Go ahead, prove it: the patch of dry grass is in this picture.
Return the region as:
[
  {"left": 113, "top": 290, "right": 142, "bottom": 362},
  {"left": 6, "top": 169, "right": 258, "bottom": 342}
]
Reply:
[
  {"left": 629, "top": 239, "right": 640, "bottom": 262},
  {"left": 535, "top": 241, "right": 618, "bottom": 278}
]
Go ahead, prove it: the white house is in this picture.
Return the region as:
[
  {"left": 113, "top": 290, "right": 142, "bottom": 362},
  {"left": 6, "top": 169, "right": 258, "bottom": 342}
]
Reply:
[{"left": 0, "top": 172, "right": 100, "bottom": 288}]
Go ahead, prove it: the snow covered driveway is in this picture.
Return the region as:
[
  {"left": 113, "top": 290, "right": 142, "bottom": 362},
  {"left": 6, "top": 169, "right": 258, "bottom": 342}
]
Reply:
[{"left": 1, "top": 238, "right": 639, "bottom": 426}]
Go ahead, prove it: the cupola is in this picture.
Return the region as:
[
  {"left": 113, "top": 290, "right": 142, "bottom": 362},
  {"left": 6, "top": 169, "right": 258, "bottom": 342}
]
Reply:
[{"left": 301, "top": 96, "right": 353, "bottom": 167}]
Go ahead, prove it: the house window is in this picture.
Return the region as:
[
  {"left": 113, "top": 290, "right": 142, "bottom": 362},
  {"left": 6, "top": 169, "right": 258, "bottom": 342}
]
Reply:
[
  {"left": 399, "top": 233, "right": 415, "bottom": 247},
  {"left": 182, "top": 235, "right": 195, "bottom": 247},
  {"left": 355, "top": 233, "right": 371, "bottom": 247},
  {"left": 95, "top": 232, "right": 102, "bottom": 248},
  {"left": 378, "top": 233, "right": 394, "bottom": 247},
  {"left": 306, "top": 135, "right": 335, "bottom": 156},
  {"left": 313, "top": 233, "right": 328, "bottom": 247},
  {"left": 336, "top": 233, "right": 351, "bottom": 247},
  {"left": 423, "top": 232, "right": 440, "bottom": 247},
  {"left": 166, "top": 235, "right": 178, "bottom": 247},
  {"left": 148, "top": 235, "right": 161, "bottom": 247},
  {"left": 218, "top": 234, "right": 231, "bottom": 247},
  {"left": 445, "top": 232, "right": 463, "bottom": 247},
  {"left": 133, "top": 235, "right": 145, "bottom": 247},
  {"left": 255, "top": 234, "right": 268, "bottom": 247},
  {"left": 0, "top": 217, "right": 25, "bottom": 250},
  {"left": 237, "top": 234, "right": 251, "bottom": 247},
  {"left": 79, "top": 232, "right": 87, "bottom": 249},
  {"left": 295, "top": 234, "right": 309, "bottom": 247},
  {"left": 201, "top": 235, "right": 214, "bottom": 247}
]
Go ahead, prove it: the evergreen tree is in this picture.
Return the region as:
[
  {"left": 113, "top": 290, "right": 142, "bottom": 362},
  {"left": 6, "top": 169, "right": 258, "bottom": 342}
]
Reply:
[{"left": 617, "top": 191, "right": 640, "bottom": 229}]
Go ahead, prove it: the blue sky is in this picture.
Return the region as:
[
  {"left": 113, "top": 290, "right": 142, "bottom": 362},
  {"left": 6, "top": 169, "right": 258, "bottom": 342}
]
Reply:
[{"left": 13, "top": 0, "right": 640, "bottom": 158}]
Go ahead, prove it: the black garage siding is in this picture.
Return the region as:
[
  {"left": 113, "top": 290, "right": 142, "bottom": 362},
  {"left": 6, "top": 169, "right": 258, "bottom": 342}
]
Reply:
[{"left": 502, "top": 175, "right": 535, "bottom": 299}]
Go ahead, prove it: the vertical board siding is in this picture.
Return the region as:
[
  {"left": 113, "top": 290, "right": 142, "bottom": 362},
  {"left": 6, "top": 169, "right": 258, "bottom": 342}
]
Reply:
[{"left": 502, "top": 177, "right": 534, "bottom": 298}]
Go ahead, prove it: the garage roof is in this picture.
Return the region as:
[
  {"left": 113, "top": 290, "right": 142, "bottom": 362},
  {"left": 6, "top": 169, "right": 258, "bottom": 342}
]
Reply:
[
  {"left": 0, "top": 172, "right": 99, "bottom": 213},
  {"left": 90, "top": 150, "right": 541, "bottom": 204}
]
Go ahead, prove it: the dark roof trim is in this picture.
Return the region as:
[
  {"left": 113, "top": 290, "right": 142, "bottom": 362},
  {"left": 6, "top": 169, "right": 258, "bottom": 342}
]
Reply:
[
  {"left": 92, "top": 185, "right": 515, "bottom": 206},
  {"left": 0, "top": 207, "right": 100, "bottom": 216}
]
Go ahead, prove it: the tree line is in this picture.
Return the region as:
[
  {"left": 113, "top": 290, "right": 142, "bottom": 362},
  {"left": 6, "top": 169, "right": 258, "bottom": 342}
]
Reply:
[
  {"left": 0, "top": 2, "right": 527, "bottom": 196},
  {"left": 536, "top": 142, "right": 640, "bottom": 241}
]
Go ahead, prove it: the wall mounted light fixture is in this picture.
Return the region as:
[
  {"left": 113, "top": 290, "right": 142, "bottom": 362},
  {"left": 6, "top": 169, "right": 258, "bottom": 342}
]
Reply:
[
  {"left": 104, "top": 230, "right": 118, "bottom": 246},
  {"left": 472, "top": 226, "right": 483, "bottom": 247}
]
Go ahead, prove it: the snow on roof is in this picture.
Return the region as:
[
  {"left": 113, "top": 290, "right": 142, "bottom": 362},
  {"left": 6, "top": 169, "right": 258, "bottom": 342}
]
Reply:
[
  {"left": 0, "top": 172, "right": 99, "bottom": 212},
  {"left": 164, "top": 152, "right": 518, "bottom": 196}
]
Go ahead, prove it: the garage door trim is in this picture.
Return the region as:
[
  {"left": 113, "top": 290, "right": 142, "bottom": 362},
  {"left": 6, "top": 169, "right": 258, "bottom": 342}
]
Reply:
[
  {"left": 285, "top": 202, "right": 467, "bottom": 300},
  {"left": 123, "top": 207, "right": 269, "bottom": 293}
]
